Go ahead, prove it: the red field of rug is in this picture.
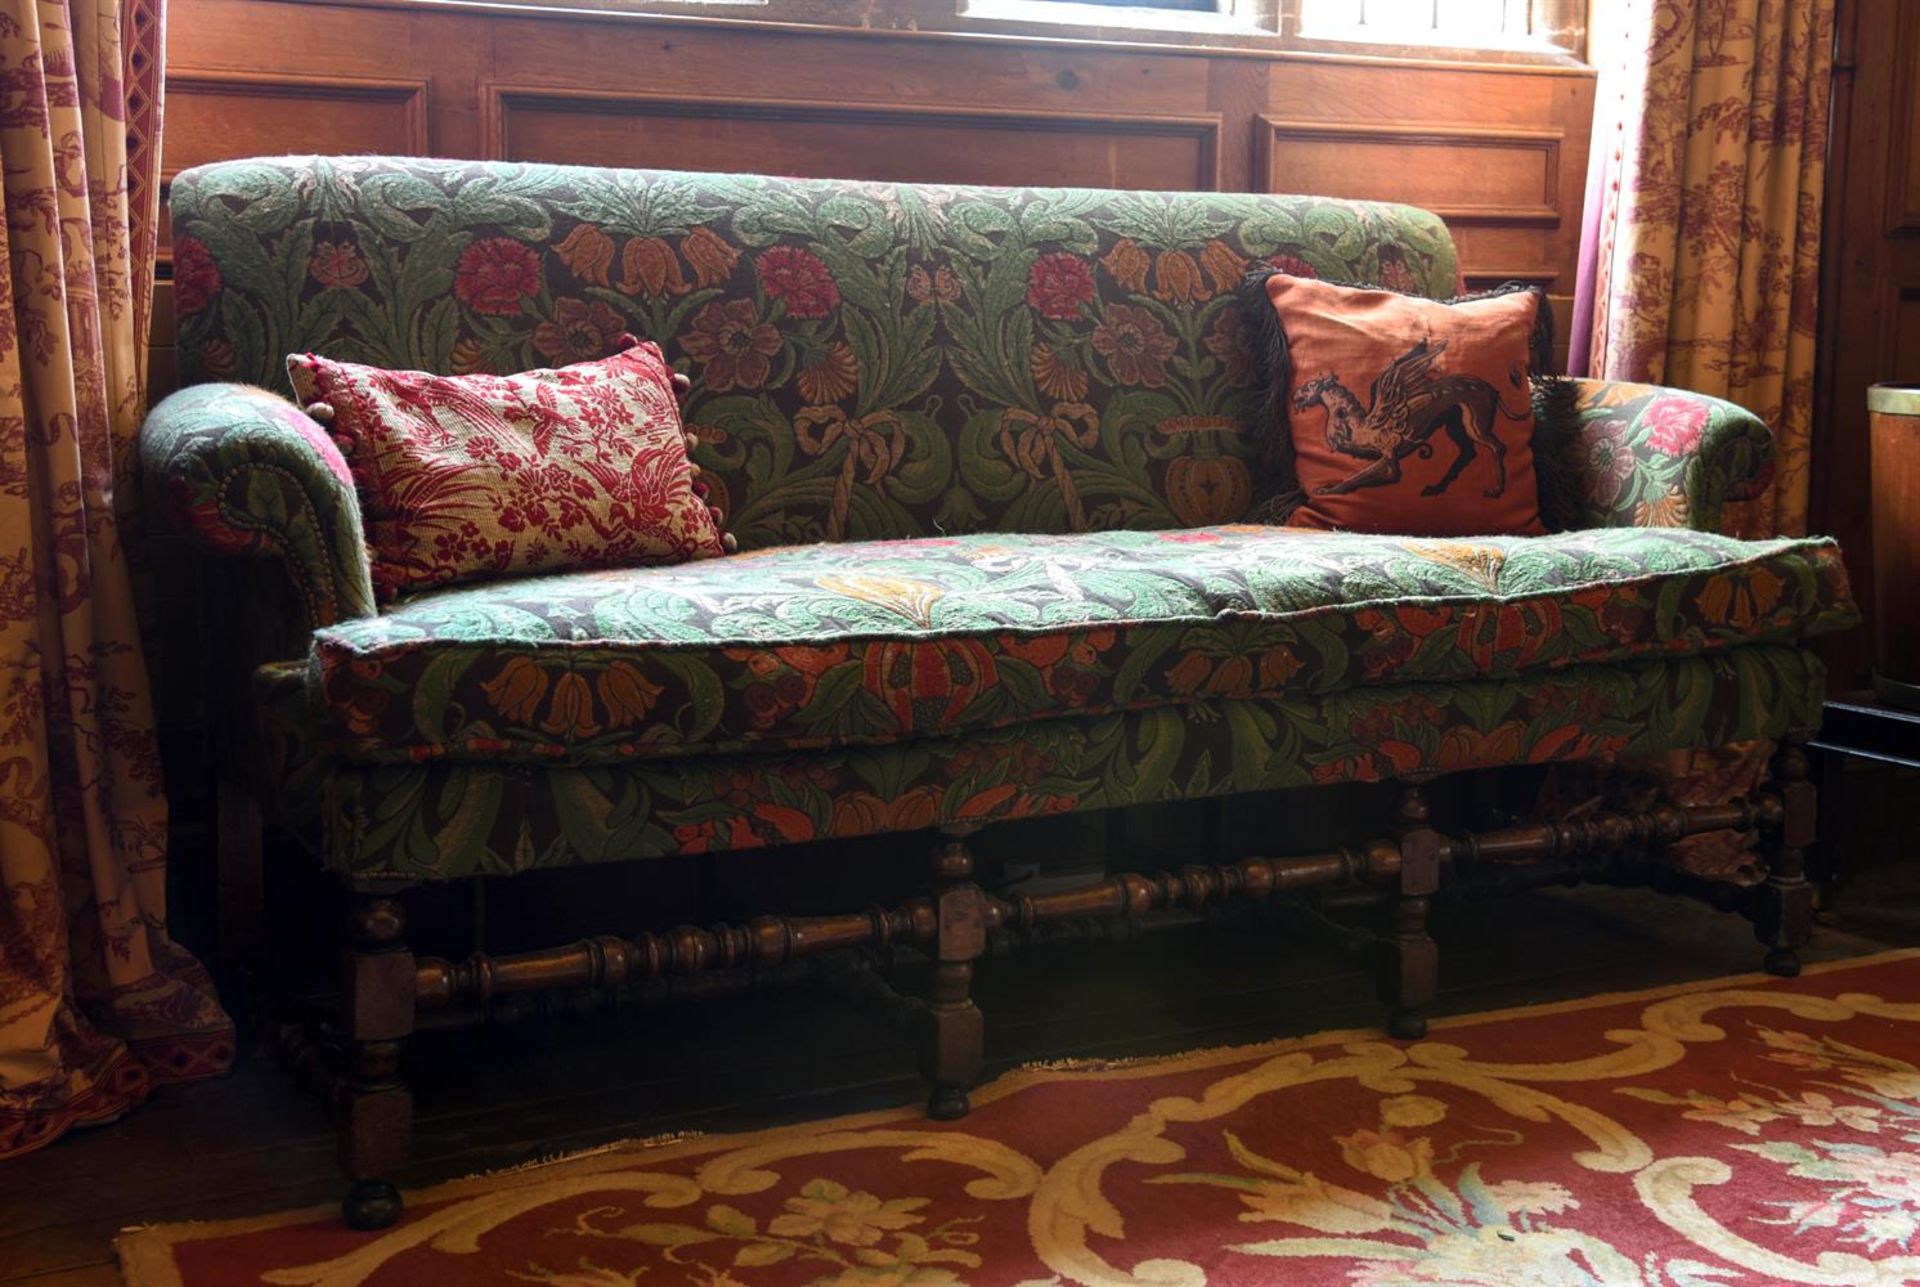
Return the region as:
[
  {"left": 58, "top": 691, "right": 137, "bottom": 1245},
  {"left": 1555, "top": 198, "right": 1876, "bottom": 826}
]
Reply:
[{"left": 119, "top": 950, "right": 1920, "bottom": 1285}]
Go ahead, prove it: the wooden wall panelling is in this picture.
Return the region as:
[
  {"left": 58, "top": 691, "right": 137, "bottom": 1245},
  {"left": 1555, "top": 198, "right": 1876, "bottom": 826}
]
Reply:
[
  {"left": 1255, "top": 58, "right": 1591, "bottom": 365},
  {"left": 483, "top": 88, "right": 1223, "bottom": 190},
  {"left": 1884, "top": 0, "right": 1920, "bottom": 238},
  {"left": 164, "top": 0, "right": 1594, "bottom": 286},
  {"left": 1898, "top": 290, "right": 1920, "bottom": 379},
  {"left": 482, "top": 17, "right": 1216, "bottom": 117},
  {"left": 1253, "top": 119, "right": 1563, "bottom": 224},
  {"left": 1809, "top": 0, "right": 1920, "bottom": 690},
  {"left": 1203, "top": 59, "right": 1268, "bottom": 195},
  {"left": 161, "top": 71, "right": 431, "bottom": 261},
  {"left": 165, "top": 71, "right": 430, "bottom": 164}
]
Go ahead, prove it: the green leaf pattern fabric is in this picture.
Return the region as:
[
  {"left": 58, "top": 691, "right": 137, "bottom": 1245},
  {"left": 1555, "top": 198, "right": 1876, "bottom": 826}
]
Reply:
[
  {"left": 142, "top": 382, "right": 376, "bottom": 626},
  {"left": 166, "top": 157, "right": 1462, "bottom": 547},
  {"left": 143, "top": 158, "right": 1853, "bottom": 886},
  {"left": 276, "top": 646, "right": 1829, "bottom": 879},
  {"left": 1541, "top": 379, "right": 1777, "bottom": 536},
  {"left": 310, "top": 525, "right": 1855, "bottom": 766}
]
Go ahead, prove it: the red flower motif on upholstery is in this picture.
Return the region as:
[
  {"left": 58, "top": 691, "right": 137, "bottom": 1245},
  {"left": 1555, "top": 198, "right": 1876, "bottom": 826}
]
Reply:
[
  {"left": 173, "top": 236, "right": 222, "bottom": 314},
  {"left": 682, "top": 300, "right": 783, "bottom": 393},
  {"left": 310, "top": 241, "right": 369, "bottom": 289},
  {"left": 1027, "top": 253, "right": 1095, "bottom": 321},
  {"left": 534, "top": 298, "right": 628, "bottom": 365},
  {"left": 454, "top": 238, "right": 541, "bottom": 316},
  {"left": 1092, "top": 303, "right": 1177, "bottom": 388},
  {"left": 864, "top": 638, "right": 998, "bottom": 734},
  {"left": 1267, "top": 252, "right": 1318, "bottom": 279},
  {"left": 1643, "top": 395, "right": 1710, "bottom": 457},
  {"left": 757, "top": 246, "right": 840, "bottom": 319}
]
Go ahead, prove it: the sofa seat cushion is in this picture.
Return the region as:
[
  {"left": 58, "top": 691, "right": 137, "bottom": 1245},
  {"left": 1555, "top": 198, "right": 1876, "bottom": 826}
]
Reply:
[{"left": 310, "top": 525, "right": 1855, "bottom": 766}]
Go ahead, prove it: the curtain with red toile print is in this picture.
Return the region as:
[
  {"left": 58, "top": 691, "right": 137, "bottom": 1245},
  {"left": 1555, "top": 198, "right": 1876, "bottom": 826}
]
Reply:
[
  {"left": 1567, "top": 0, "right": 1836, "bottom": 880},
  {"left": 1575, "top": 0, "right": 1835, "bottom": 539},
  {"left": 0, "top": 0, "right": 233, "bottom": 1159}
]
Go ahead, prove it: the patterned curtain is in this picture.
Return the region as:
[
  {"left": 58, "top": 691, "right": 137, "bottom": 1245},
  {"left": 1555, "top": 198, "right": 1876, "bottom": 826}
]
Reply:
[
  {"left": 1575, "top": 0, "right": 1836, "bottom": 538},
  {"left": 0, "top": 0, "right": 232, "bottom": 1158},
  {"left": 1566, "top": 0, "right": 1838, "bottom": 879}
]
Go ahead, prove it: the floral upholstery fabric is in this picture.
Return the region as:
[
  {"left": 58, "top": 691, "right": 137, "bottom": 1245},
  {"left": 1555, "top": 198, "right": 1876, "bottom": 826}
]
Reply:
[
  {"left": 1541, "top": 379, "right": 1777, "bottom": 536},
  {"left": 148, "top": 160, "right": 1791, "bottom": 642},
  {"left": 287, "top": 342, "right": 723, "bottom": 600},
  {"left": 143, "top": 382, "right": 376, "bottom": 627},
  {"left": 142, "top": 158, "right": 1849, "bottom": 887},
  {"left": 274, "top": 646, "right": 1827, "bottom": 879},
  {"left": 311, "top": 526, "right": 1854, "bottom": 767},
  {"left": 165, "top": 158, "right": 1463, "bottom": 549}
]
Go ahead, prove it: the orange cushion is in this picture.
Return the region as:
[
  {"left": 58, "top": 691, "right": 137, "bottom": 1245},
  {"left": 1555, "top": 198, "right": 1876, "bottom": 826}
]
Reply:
[
  {"left": 1260, "top": 275, "right": 1545, "bottom": 536},
  {"left": 288, "top": 342, "right": 726, "bottom": 601}
]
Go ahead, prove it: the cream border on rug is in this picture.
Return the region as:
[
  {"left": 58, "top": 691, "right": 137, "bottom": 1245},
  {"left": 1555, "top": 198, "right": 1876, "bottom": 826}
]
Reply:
[{"left": 116, "top": 946, "right": 1920, "bottom": 1286}]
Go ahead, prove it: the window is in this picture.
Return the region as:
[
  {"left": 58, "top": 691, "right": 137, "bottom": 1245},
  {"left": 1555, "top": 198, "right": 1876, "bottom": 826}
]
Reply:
[
  {"left": 485, "top": 0, "right": 1583, "bottom": 62},
  {"left": 1026, "top": 0, "right": 1221, "bottom": 11},
  {"left": 969, "top": 0, "right": 1584, "bottom": 59},
  {"left": 1295, "top": 0, "right": 1572, "bottom": 52}
]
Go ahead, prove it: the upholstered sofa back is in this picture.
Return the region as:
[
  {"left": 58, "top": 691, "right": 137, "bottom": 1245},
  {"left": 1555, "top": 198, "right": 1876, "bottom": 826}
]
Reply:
[{"left": 169, "top": 157, "right": 1460, "bottom": 548}]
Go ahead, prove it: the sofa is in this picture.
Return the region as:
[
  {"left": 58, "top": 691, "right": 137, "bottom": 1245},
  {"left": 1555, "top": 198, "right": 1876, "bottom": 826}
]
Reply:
[{"left": 141, "top": 157, "right": 1858, "bottom": 1229}]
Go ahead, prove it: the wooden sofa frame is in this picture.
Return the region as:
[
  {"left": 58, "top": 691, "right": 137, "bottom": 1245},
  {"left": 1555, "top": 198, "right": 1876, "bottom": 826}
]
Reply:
[{"left": 309, "top": 740, "right": 1815, "bottom": 1229}]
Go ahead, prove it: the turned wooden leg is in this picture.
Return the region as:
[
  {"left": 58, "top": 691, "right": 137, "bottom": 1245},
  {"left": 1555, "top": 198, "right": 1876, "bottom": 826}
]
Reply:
[
  {"left": 340, "top": 892, "right": 415, "bottom": 1230},
  {"left": 1383, "top": 783, "right": 1441, "bottom": 1040},
  {"left": 921, "top": 828, "right": 986, "bottom": 1120},
  {"left": 1757, "top": 737, "right": 1817, "bottom": 978}
]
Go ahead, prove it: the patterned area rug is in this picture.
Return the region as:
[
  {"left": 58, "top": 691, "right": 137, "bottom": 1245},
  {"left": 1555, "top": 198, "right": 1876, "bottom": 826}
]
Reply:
[{"left": 120, "top": 950, "right": 1920, "bottom": 1286}]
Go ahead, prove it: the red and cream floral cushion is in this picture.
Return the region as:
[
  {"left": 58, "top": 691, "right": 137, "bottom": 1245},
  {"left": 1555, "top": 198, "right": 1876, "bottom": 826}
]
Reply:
[
  {"left": 287, "top": 342, "right": 726, "bottom": 602},
  {"left": 1254, "top": 274, "right": 1547, "bottom": 536}
]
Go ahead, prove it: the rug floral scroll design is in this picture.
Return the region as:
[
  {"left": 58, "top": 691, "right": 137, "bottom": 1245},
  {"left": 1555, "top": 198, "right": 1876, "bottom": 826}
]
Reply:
[{"left": 116, "top": 952, "right": 1920, "bottom": 1287}]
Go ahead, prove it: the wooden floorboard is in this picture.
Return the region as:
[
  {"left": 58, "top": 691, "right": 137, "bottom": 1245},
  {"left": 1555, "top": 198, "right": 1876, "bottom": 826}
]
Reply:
[{"left": 3, "top": 882, "right": 1914, "bottom": 1283}]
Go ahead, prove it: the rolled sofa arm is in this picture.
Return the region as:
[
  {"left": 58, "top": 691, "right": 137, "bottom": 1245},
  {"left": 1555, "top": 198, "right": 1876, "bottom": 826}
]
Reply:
[
  {"left": 142, "top": 382, "right": 376, "bottom": 628},
  {"left": 1537, "top": 378, "right": 1774, "bottom": 535}
]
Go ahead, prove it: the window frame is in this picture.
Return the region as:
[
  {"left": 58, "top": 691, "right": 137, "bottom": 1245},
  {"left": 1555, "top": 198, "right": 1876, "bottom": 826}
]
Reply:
[
  {"left": 1277, "top": 0, "right": 1585, "bottom": 60},
  {"left": 353, "top": 0, "right": 1588, "bottom": 67}
]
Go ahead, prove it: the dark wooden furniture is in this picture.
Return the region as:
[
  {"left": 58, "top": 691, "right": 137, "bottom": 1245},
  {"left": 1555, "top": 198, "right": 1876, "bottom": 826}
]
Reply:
[
  {"left": 1809, "top": 0, "right": 1920, "bottom": 690},
  {"left": 1870, "top": 384, "right": 1920, "bottom": 706},
  {"left": 1807, "top": 693, "right": 1920, "bottom": 892},
  {"left": 323, "top": 751, "right": 1816, "bottom": 1224}
]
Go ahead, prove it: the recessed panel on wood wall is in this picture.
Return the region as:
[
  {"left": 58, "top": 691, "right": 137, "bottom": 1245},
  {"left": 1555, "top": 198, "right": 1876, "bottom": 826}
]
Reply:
[
  {"left": 1890, "top": 12, "right": 1920, "bottom": 236},
  {"left": 1254, "top": 119, "right": 1561, "bottom": 224},
  {"left": 163, "top": 72, "right": 428, "bottom": 258},
  {"left": 486, "top": 89, "right": 1220, "bottom": 191},
  {"left": 1897, "top": 290, "right": 1920, "bottom": 381}
]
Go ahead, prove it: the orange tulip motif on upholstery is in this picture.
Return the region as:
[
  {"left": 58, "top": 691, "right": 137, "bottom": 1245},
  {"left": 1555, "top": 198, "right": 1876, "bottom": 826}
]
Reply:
[{"left": 1260, "top": 274, "right": 1547, "bottom": 536}]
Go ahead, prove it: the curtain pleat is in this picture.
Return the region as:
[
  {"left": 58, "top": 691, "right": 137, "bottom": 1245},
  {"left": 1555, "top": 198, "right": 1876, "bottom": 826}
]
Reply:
[
  {"left": 1581, "top": 0, "right": 1836, "bottom": 538},
  {"left": 0, "top": 0, "right": 231, "bottom": 1160}
]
